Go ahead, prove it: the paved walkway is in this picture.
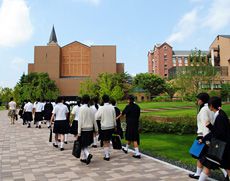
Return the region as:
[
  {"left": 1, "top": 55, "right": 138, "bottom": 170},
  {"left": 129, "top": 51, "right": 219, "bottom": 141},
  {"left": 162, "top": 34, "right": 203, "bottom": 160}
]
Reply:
[{"left": 0, "top": 110, "right": 197, "bottom": 181}]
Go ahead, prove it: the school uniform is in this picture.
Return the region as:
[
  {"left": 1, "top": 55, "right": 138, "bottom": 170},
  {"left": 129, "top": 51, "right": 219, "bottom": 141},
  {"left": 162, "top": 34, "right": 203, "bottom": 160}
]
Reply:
[
  {"left": 95, "top": 103, "right": 116, "bottom": 141},
  {"left": 122, "top": 102, "right": 140, "bottom": 144},
  {"left": 52, "top": 103, "right": 69, "bottom": 134},
  {"left": 70, "top": 105, "right": 80, "bottom": 135},
  {"left": 24, "top": 102, "right": 34, "bottom": 127},
  {"left": 78, "top": 104, "right": 98, "bottom": 148},
  {"left": 202, "top": 109, "right": 230, "bottom": 170},
  {"left": 114, "top": 106, "right": 123, "bottom": 139},
  {"left": 34, "top": 102, "right": 44, "bottom": 128}
]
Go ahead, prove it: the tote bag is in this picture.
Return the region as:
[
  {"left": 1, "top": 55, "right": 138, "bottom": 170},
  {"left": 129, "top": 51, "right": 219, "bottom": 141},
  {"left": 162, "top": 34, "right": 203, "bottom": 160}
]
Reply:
[
  {"left": 206, "top": 138, "right": 226, "bottom": 165},
  {"left": 112, "top": 134, "right": 122, "bottom": 150},
  {"left": 189, "top": 139, "right": 205, "bottom": 158},
  {"left": 72, "top": 140, "right": 81, "bottom": 158}
]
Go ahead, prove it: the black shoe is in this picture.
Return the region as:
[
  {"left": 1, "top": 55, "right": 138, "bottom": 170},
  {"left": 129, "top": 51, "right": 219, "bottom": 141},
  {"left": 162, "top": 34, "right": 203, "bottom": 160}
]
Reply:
[
  {"left": 53, "top": 143, "right": 58, "bottom": 148},
  {"left": 48, "top": 126, "right": 51, "bottom": 129},
  {"left": 224, "top": 176, "right": 229, "bottom": 181},
  {"left": 64, "top": 141, "right": 68, "bottom": 144},
  {"left": 60, "top": 148, "right": 64, "bottom": 151},
  {"left": 188, "top": 174, "right": 200, "bottom": 180},
  {"left": 132, "top": 155, "right": 141, "bottom": 159},
  {"left": 103, "top": 157, "right": 110, "bottom": 161},
  {"left": 86, "top": 154, "right": 93, "bottom": 165},
  {"left": 122, "top": 148, "right": 128, "bottom": 154},
  {"left": 36, "top": 126, "right": 38, "bottom": 128},
  {"left": 80, "top": 159, "right": 87, "bottom": 163},
  {"left": 92, "top": 145, "right": 97, "bottom": 148},
  {"left": 27, "top": 125, "right": 31, "bottom": 128},
  {"left": 39, "top": 125, "right": 41, "bottom": 129}
]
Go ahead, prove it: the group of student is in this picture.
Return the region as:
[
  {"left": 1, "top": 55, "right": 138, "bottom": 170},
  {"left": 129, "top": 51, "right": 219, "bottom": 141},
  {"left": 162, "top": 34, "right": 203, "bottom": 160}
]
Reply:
[
  {"left": 51, "top": 94, "right": 141, "bottom": 165},
  {"left": 189, "top": 93, "right": 230, "bottom": 181}
]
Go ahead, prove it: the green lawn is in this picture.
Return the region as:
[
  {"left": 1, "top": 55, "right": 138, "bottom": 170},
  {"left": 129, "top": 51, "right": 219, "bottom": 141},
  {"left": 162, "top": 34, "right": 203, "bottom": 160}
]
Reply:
[
  {"left": 142, "top": 109, "right": 197, "bottom": 117},
  {"left": 117, "top": 101, "right": 196, "bottom": 110},
  {"left": 0, "top": 106, "right": 5, "bottom": 110},
  {"left": 133, "top": 133, "right": 197, "bottom": 166}
]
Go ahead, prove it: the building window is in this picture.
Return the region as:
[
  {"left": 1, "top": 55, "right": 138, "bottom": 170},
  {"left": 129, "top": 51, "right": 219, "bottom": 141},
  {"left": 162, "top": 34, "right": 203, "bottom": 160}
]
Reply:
[
  {"left": 173, "top": 57, "right": 176, "bottom": 65},
  {"left": 164, "top": 74, "right": 167, "bottom": 77},
  {"left": 184, "top": 57, "right": 188, "bottom": 65},
  {"left": 178, "top": 57, "right": 182, "bottom": 66}
]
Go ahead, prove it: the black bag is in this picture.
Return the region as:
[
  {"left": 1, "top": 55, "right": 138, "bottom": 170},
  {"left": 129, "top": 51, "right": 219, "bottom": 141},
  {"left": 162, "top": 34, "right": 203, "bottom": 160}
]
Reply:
[
  {"left": 72, "top": 140, "right": 81, "bottom": 158},
  {"left": 206, "top": 138, "right": 227, "bottom": 165},
  {"left": 49, "top": 128, "right": 52, "bottom": 142},
  {"left": 112, "top": 134, "right": 122, "bottom": 150}
]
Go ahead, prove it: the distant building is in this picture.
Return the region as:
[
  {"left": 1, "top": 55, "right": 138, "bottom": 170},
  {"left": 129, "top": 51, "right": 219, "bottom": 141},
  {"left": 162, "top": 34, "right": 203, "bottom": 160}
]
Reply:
[
  {"left": 209, "top": 35, "right": 230, "bottom": 83},
  {"left": 148, "top": 42, "right": 208, "bottom": 78},
  {"left": 28, "top": 26, "right": 124, "bottom": 96}
]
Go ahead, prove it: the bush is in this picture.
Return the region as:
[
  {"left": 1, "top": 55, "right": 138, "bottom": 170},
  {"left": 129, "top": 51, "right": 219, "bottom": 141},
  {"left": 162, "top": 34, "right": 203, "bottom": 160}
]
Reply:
[
  {"left": 152, "top": 95, "right": 171, "bottom": 102},
  {"left": 140, "top": 116, "right": 196, "bottom": 135}
]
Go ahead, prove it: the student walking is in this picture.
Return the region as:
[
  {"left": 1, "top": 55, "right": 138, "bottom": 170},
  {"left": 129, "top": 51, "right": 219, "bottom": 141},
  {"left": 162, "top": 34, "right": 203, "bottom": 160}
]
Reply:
[
  {"left": 119, "top": 95, "right": 141, "bottom": 159},
  {"left": 43, "top": 100, "right": 53, "bottom": 129},
  {"left": 24, "top": 100, "right": 34, "bottom": 128},
  {"left": 8, "top": 97, "right": 17, "bottom": 125},
  {"left": 77, "top": 95, "right": 98, "bottom": 165},
  {"left": 34, "top": 98, "right": 44, "bottom": 129},
  {"left": 95, "top": 94, "right": 116, "bottom": 161},
  {"left": 70, "top": 98, "right": 81, "bottom": 137},
  {"left": 91, "top": 96, "right": 100, "bottom": 148},
  {"left": 198, "top": 97, "right": 230, "bottom": 181},
  {"left": 189, "top": 93, "right": 214, "bottom": 179},
  {"left": 51, "top": 97, "right": 69, "bottom": 151}
]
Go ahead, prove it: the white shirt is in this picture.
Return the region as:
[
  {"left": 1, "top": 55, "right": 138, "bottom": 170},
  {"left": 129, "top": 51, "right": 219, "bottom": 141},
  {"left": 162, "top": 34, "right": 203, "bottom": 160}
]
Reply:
[
  {"left": 78, "top": 104, "right": 98, "bottom": 136},
  {"left": 197, "top": 103, "right": 214, "bottom": 137},
  {"left": 24, "top": 102, "right": 34, "bottom": 112},
  {"left": 95, "top": 103, "right": 116, "bottom": 130},
  {"left": 52, "top": 103, "right": 69, "bottom": 120},
  {"left": 90, "top": 104, "right": 100, "bottom": 116},
  {"left": 71, "top": 105, "right": 80, "bottom": 120},
  {"left": 8, "top": 101, "right": 16, "bottom": 110},
  {"left": 34, "top": 102, "right": 44, "bottom": 112}
]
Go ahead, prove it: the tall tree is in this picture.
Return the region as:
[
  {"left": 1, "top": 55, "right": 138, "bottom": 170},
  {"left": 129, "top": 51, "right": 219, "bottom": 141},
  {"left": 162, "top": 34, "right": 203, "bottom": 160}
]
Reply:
[{"left": 133, "top": 73, "right": 166, "bottom": 97}]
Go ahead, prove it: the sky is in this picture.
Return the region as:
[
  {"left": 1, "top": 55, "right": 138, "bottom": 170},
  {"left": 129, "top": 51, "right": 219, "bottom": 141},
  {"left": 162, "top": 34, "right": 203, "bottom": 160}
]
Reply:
[{"left": 0, "top": 0, "right": 230, "bottom": 88}]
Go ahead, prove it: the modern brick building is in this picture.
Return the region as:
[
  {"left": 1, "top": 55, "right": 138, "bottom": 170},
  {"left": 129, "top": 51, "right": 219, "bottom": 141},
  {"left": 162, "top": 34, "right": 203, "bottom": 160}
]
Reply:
[
  {"left": 148, "top": 42, "right": 208, "bottom": 78},
  {"left": 28, "top": 26, "right": 124, "bottom": 96}
]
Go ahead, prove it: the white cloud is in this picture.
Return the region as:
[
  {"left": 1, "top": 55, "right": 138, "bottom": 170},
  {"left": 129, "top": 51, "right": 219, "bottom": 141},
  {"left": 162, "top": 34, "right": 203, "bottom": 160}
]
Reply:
[
  {"left": 10, "top": 57, "right": 26, "bottom": 71},
  {"left": 72, "top": 0, "right": 101, "bottom": 6},
  {"left": 166, "top": 9, "right": 199, "bottom": 44},
  {"left": 0, "top": 0, "right": 33, "bottom": 47},
  {"left": 203, "top": 0, "right": 230, "bottom": 31}
]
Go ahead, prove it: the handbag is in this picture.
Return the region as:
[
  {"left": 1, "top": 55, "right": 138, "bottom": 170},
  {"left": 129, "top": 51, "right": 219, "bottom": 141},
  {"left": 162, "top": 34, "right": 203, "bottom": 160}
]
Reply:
[
  {"left": 72, "top": 140, "right": 81, "bottom": 158},
  {"left": 49, "top": 128, "right": 52, "bottom": 142},
  {"left": 205, "top": 138, "right": 226, "bottom": 165},
  {"left": 112, "top": 134, "right": 122, "bottom": 150},
  {"left": 189, "top": 139, "right": 205, "bottom": 158}
]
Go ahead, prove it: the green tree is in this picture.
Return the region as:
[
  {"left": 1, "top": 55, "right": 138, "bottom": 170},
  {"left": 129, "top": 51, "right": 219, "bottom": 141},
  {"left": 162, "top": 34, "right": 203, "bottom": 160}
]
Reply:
[
  {"left": 79, "top": 79, "right": 98, "bottom": 98},
  {"left": 134, "top": 73, "right": 166, "bottom": 97},
  {"left": 0, "top": 87, "right": 14, "bottom": 104},
  {"left": 221, "top": 83, "right": 230, "bottom": 102},
  {"left": 14, "top": 73, "right": 59, "bottom": 103},
  {"left": 165, "top": 81, "right": 177, "bottom": 100}
]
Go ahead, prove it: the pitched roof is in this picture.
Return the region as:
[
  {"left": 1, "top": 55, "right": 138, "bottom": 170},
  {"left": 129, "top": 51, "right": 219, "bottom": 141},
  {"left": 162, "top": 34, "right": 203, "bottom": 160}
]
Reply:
[
  {"left": 49, "top": 25, "right": 58, "bottom": 44},
  {"left": 219, "top": 35, "right": 230, "bottom": 39}
]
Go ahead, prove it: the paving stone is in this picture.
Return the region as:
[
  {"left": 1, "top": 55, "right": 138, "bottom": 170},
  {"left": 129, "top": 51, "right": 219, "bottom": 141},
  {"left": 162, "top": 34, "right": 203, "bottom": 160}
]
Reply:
[{"left": 0, "top": 110, "right": 208, "bottom": 181}]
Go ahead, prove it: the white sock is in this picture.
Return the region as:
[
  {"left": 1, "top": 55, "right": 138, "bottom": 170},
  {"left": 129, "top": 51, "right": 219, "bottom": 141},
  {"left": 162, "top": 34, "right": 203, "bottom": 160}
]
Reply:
[
  {"left": 47, "top": 121, "right": 50, "bottom": 127},
  {"left": 125, "top": 144, "right": 129, "bottom": 151},
  {"left": 195, "top": 167, "right": 202, "bottom": 176},
  {"left": 60, "top": 142, "right": 64, "bottom": 148},
  {"left": 198, "top": 172, "right": 208, "bottom": 181},
  {"left": 219, "top": 168, "right": 228, "bottom": 177},
  {"left": 81, "top": 149, "right": 86, "bottom": 159},
  {"left": 39, "top": 121, "right": 41, "bottom": 126},
  {"left": 104, "top": 147, "right": 110, "bottom": 158},
  {"left": 54, "top": 140, "right": 58, "bottom": 145},
  {"left": 134, "top": 147, "right": 140, "bottom": 156},
  {"left": 93, "top": 137, "right": 97, "bottom": 145},
  {"left": 64, "top": 134, "right": 68, "bottom": 142},
  {"left": 84, "top": 148, "right": 89, "bottom": 158}
]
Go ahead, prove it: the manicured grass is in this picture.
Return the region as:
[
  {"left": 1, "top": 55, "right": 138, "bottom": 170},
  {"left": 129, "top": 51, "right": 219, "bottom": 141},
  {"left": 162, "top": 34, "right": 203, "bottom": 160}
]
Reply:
[
  {"left": 136, "top": 133, "right": 196, "bottom": 166},
  {"left": 117, "top": 101, "right": 196, "bottom": 110},
  {"left": 222, "top": 104, "right": 230, "bottom": 116}
]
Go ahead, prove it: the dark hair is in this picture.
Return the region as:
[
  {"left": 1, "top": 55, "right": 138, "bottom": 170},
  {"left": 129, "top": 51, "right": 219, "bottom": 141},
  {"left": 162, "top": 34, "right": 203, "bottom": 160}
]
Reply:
[
  {"left": 128, "top": 94, "right": 135, "bottom": 103},
  {"left": 36, "top": 98, "right": 40, "bottom": 102},
  {"left": 10, "top": 97, "right": 13, "bottom": 101},
  {"left": 93, "top": 96, "right": 99, "bottom": 110},
  {"left": 102, "top": 94, "right": 110, "bottom": 103},
  {"left": 110, "top": 98, "right": 116, "bottom": 106},
  {"left": 208, "top": 96, "right": 222, "bottom": 110},
  {"left": 197, "top": 92, "right": 210, "bottom": 111},
  {"left": 56, "top": 96, "right": 64, "bottom": 103},
  {"left": 77, "top": 97, "right": 81, "bottom": 107},
  {"left": 82, "top": 94, "right": 90, "bottom": 105}
]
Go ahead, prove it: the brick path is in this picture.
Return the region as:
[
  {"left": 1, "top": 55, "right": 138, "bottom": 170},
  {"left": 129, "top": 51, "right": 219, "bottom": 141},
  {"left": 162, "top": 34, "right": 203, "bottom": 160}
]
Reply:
[{"left": 0, "top": 110, "right": 201, "bottom": 181}]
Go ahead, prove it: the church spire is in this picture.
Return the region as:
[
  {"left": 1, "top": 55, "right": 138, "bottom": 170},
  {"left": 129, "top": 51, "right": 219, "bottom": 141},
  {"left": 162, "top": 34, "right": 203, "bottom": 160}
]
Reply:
[{"left": 48, "top": 25, "right": 58, "bottom": 44}]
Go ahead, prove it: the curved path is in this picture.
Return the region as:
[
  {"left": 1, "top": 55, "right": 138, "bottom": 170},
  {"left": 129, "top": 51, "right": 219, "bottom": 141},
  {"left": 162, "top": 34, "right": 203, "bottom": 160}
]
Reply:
[{"left": 0, "top": 110, "right": 202, "bottom": 181}]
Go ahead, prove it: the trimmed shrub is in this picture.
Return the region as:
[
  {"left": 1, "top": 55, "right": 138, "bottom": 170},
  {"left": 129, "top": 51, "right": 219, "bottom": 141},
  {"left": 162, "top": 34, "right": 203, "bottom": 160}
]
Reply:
[{"left": 140, "top": 115, "right": 196, "bottom": 135}]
